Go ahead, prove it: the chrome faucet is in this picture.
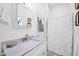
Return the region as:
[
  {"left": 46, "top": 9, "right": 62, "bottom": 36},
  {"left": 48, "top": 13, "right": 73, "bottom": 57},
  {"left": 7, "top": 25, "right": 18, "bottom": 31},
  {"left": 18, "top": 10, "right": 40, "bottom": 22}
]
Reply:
[{"left": 23, "top": 34, "right": 29, "bottom": 41}]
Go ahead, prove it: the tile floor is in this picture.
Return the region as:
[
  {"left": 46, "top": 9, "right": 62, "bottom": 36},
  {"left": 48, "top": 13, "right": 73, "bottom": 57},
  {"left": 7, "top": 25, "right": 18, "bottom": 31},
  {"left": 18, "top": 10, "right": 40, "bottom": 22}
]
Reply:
[{"left": 47, "top": 50, "right": 62, "bottom": 56}]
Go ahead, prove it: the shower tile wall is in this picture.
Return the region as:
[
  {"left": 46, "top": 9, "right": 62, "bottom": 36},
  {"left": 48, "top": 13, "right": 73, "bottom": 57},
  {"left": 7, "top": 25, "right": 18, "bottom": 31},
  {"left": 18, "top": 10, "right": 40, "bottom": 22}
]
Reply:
[
  {"left": 48, "top": 4, "right": 74, "bottom": 56},
  {"left": 48, "top": 14, "right": 73, "bottom": 56}
]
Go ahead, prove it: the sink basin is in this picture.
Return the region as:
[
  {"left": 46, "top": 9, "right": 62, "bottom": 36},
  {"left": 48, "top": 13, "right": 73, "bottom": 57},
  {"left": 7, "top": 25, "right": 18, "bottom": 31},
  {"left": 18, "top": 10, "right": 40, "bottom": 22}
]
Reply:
[
  {"left": 32, "top": 39, "right": 41, "bottom": 42},
  {"left": 6, "top": 44, "right": 16, "bottom": 48}
]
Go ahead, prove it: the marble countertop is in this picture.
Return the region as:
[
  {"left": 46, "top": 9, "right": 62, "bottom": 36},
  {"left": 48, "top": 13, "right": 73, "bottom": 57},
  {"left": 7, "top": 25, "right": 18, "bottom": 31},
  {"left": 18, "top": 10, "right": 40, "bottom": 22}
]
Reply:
[{"left": 4, "top": 39, "right": 46, "bottom": 56}]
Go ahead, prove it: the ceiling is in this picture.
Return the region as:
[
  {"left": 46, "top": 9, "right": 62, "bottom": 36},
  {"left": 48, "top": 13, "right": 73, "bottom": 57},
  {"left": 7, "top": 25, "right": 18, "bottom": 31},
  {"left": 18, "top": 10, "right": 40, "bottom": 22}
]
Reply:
[{"left": 48, "top": 3, "right": 66, "bottom": 8}]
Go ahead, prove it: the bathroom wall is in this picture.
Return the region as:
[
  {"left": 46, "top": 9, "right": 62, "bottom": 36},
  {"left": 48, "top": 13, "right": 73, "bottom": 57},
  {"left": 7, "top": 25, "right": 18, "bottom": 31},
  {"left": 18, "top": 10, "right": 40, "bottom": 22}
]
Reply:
[
  {"left": 48, "top": 3, "right": 74, "bottom": 56},
  {"left": 73, "top": 5, "right": 79, "bottom": 56},
  {"left": 0, "top": 3, "right": 49, "bottom": 55}
]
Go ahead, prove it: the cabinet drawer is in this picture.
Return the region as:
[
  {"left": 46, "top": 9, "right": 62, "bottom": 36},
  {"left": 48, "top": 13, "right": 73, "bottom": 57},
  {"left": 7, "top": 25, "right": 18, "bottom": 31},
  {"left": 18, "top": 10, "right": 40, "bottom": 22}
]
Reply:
[
  {"left": 24, "top": 41, "right": 47, "bottom": 56},
  {"left": 33, "top": 45, "right": 47, "bottom": 56}
]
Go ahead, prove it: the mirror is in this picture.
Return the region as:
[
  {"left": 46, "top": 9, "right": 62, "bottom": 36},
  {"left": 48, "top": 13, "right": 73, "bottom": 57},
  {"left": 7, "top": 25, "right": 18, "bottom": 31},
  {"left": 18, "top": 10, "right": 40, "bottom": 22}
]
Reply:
[
  {"left": 13, "top": 3, "right": 32, "bottom": 29},
  {"left": 37, "top": 17, "right": 44, "bottom": 32}
]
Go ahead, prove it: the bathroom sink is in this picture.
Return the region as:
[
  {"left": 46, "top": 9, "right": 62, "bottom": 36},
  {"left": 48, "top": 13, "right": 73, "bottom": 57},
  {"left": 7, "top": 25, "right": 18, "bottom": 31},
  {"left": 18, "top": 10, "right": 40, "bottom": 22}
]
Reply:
[
  {"left": 29, "top": 36, "right": 42, "bottom": 42},
  {"left": 32, "top": 39, "right": 41, "bottom": 42},
  {"left": 6, "top": 44, "right": 16, "bottom": 48}
]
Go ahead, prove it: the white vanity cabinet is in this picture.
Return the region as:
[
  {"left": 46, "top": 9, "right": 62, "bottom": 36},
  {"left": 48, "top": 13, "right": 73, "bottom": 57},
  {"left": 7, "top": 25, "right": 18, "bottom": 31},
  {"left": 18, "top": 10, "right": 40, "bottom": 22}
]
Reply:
[
  {"left": 1, "top": 39, "right": 47, "bottom": 56},
  {"left": 24, "top": 41, "right": 47, "bottom": 56}
]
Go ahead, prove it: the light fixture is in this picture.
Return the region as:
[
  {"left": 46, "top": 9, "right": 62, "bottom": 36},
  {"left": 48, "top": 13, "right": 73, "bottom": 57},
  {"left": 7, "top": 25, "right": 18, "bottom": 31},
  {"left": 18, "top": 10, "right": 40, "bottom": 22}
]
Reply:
[{"left": 23, "top": 3, "right": 35, "bottom": 9}]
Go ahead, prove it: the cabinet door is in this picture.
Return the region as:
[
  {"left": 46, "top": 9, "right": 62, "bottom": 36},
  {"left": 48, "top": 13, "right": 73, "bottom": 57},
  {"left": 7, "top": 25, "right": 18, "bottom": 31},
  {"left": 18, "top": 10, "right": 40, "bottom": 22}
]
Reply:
[{"left": 24, "top": 41, "right": 47, "bottom": 56}]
